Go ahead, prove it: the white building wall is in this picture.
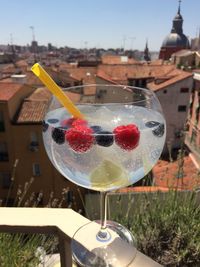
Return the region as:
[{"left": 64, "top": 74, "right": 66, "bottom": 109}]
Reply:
[{"left": 155, "top": 76, "right": 193, "bottom": 151}]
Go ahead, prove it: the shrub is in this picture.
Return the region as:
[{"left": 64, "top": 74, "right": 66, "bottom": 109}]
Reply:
[
  {"left": 0, "top": 159, "right": 61, "bottom": 267},
  {"left": 111, "top": 189, "right": 200, "bottom": 266}
]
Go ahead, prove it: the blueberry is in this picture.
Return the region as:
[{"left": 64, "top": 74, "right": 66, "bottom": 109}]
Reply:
[
  {"left": 145, "top": 121, "right": 160, "bottom": 128},
  {"left": 42, "top": 121, "right": 49, "bottom": 132},
  {"left": 90, "top": 125, "right": 102, "bottom": 133},
  {"left": 95, "top": 131, "right": 114, "bottom": 147},
  {"left": 152, "top": 123, "right": 165, "bottom": 137},
  {"left": 52, "top": 127, "right": 65, "bottom": 144},
  {"left": 48, "top": 118, "right": 59, "bottom": 124}
]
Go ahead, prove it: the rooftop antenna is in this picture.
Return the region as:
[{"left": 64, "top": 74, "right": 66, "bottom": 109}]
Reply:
[
  {"left": 30, "top": 26, "right": 35, "bottom": 42},
  {"left": 129, "top": 37, "right": 136, "bottom": 50},
  {"left": 122, "top": 35, "right": 127, "bottom": 52},
  {"left": 10, "top": 33, "right": 13, "bottom": 45}
]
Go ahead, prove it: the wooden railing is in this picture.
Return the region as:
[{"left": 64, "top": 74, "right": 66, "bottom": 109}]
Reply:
[{"left": 0, "top": 208, "right": 162, "bottom": 267}]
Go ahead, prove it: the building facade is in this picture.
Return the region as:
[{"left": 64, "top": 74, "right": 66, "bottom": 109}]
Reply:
[
  {"left": 147, "top": 71, "right": 193, "bottom": 152},
  {"left": 185, "top": 71, "right": 200, "bottom": 163},
  {"left": 0, "top": 84, "right": 84, "bottom": 209}
]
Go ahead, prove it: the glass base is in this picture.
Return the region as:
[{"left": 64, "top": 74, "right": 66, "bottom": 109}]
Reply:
[{"left": 72, "top": 220, "right": 137, "bottom": 267}]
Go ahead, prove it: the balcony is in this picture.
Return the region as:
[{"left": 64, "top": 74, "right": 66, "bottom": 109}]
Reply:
[
  {"left": 0, "top": 208, "right": 162, "bottom": 267},
  {"left": 29, "top": 141, "right": 39, "bottom": 152},
  {"left": 185, "top": 132, "right": 200, "bottom": 161}
]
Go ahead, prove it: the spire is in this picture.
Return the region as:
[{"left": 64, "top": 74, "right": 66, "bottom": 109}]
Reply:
[
  {"left": 171, "top": 0, "right": 183, "bottom": 34},
  {"left": 178, "top": 0, "right": 181, "bottom": 14},
  {"left": 144, "top": 39, "right": 151, "bottom": 62}
]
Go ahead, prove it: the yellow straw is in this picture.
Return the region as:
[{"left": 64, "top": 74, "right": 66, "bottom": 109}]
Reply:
[{"left": 31, "top": 63, "right": 84, "bottom": 119}]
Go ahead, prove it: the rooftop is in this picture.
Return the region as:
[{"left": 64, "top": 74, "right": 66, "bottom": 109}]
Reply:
[
  {"left": 153, "top": 154, "right": 200, "bottom": 190},
  {"left": 16, "top": 101, "right": 48, "bottom": 124},
  {"left": 97, "top": 64, "right": 176, "bottom": 81},
  {"left": 16, "top": 87, "right": 81, "bottom": 124},
  {"left": 147, "top": 69, "right": 193, "bottom": 91},
  {"left": 0, "top": 82, "right": 24, "bottom": 101}
]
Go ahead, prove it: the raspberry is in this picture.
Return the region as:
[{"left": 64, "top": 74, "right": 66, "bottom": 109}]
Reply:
[
  {"left": 61, "top": 118, "right": 76, "bottom": 128},
  {"left": 114, "top": 124, "right": 140, "bottom": 151},
  {"left": 61, "top": 118, "right": 87, "bottom": 129},
  {"left": 71, "top": 119, "right": 88, "bottom": 127},
  {"left": 52, "top": 127, "right": 65, "bottom": 144},
  {"left": 65, "top": 125, "right": 94, "bottom": 153},
  {"left": 95, "top": 130, "right": 114, "bottom": 147}
]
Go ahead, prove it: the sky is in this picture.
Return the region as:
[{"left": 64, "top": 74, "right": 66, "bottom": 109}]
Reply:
[{"left": 0, "top": 0, "right": 200, "bottom": 51}]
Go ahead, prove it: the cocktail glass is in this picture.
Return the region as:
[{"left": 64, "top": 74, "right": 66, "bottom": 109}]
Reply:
[{"left": 42, "top": 84, "right": 166, "bottom": 266}]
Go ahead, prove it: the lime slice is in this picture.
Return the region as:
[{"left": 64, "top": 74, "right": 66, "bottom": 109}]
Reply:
[{"left": 90, "top": 160, "right": 129, "bottom": 190}]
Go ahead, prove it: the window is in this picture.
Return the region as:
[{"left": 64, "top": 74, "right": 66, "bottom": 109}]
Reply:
[
  {"left": 191, "top": 129, "right": 197, "bottom": 144},
  {"left": 30, "top": 132, "right": 38, "bottom": 143},
  {"left": 178, "top": 105, "right": 187, "bottom": 112},
  {"left": 141, "top": 79, "right": 147, "bottom": 88},
  {"left": 195, "top": 106, "right": 200, "bottom": 125},
  {"left": 163, "top": 90, "right": 167, "bottom": 94},
  {"left": 180, "top": 87, "right": 189, "bottom": 93},
  {"left": 33, "top": 163, "right": 41, "bottom": 176},
  {"left": 0, "top": 111, "right": 5, "bottom": 132},
  {"left": 29, "top": 132, "right": 39, "bottom": 152},
  {"left": 0, "top": 142, "right": 9, "bottom": 161},
  {"left": 0, "top": 172, "right": 12, "bottom": 189},
  {"left": 135, "top": 80, "right": 140, "bottom": 87},
  {"left": 128, "top": 79, "right": 135, "bottom": 86}
]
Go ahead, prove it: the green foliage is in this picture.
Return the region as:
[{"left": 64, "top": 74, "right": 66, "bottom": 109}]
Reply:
[
  {"left": 0, "top": 233, "right": 58, "bottom": 267},
  {"left": 0, "top": 159, "right": 60, "bottom": 267},
  {"left": 111, "top": 189, "right": 200, "bottom": 266}
]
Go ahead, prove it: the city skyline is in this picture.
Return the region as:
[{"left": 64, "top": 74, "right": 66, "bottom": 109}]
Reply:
[{"left": 1, "top": 0, "right": 200, "bottom": 51}]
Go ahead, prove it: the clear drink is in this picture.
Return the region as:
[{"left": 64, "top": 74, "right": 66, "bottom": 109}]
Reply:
[{"left": 43, "top": 104, "right": 165, "bottom": 191}]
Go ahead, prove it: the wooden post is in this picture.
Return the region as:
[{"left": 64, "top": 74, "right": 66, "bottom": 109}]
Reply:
[{"left": 58, "top": 232, "right": 72, "bottom": 267}]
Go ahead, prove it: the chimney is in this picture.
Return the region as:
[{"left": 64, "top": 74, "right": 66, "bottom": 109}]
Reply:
[{"left": 11, "top": 74, "right": 27, "bottom": 84}]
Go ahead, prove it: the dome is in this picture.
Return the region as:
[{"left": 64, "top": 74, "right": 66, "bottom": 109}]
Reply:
[
  {"left": 162, "top": 33, "right": 190, "bottom": 48},
  {"left": 174, "top": 13, "right": 183, "bottom": 20}
]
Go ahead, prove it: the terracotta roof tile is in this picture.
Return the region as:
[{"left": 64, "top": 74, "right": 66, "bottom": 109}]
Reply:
[
  {"left": 0, "top": 82, "right": 24, "bottom": 101},
  {"left": 153, "top": 155, "right": 200, "bottom": 190},
  {"left": 97, "top": 64, "right": 176, "bottom": 82},
  {"left": 16, "top": 60, "right": 28, "bottom": 68},
  {"left": 118, "top": 186, "right": 180, "bottom": 193},
  {"left": 101, "top": 55, "right": 141, "bottom": 65},
  {"left": 65, "top": 91, "right": 81, "bottom": 103},
  {"left": 147, "top": 69, "right": 193, "bottom": 91},
  {"left": 16, "top": 85, "right": 81, "bottom": 124},
  {"left": 25, "top": 71, "right": 43, "bottom": 86},
  {"left": 1, "top": 64, "right": 15, "bottom": 74},
  {"left": 57, "top": 66, "right": 97, "bottom": 81},
  {"left": 17, "top": 101, "right": 47, "bottom": 123},
  {"left": 26, "top": 87, "right": 51, "bottom": 101}
]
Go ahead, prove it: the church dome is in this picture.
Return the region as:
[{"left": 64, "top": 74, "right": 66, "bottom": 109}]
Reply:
[
  {"left": 162, "top": 32, "right": 190, "bottom": 48},
  {"left": 174, "top": 13, "right": 183, "bottom": 20}
]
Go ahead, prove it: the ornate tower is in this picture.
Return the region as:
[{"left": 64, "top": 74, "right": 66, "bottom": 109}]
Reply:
[
  {"left": 159, "top": 0, "right": 190, "bottom": 60},
  {"left": 144, "top": 40, "right": 151, "bottom": 62}
]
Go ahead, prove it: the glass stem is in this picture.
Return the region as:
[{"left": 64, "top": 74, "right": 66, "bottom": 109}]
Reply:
[{"left": 97, "top": 191, "right": 109, "bottom": 240}]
